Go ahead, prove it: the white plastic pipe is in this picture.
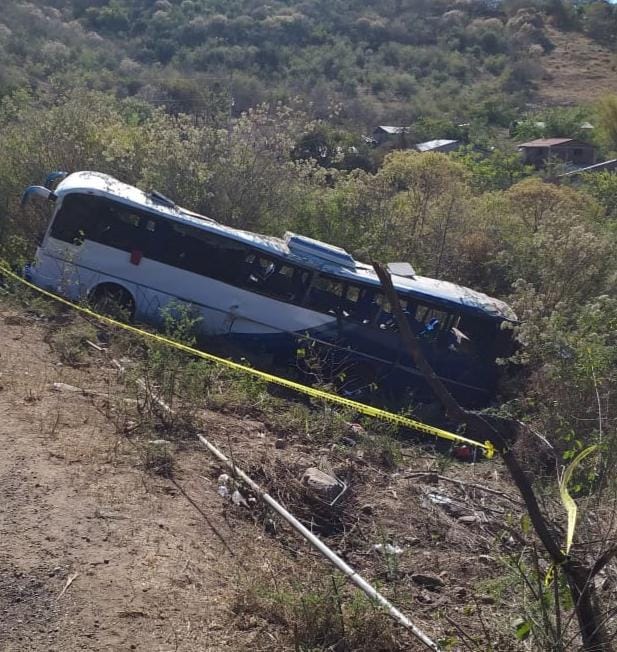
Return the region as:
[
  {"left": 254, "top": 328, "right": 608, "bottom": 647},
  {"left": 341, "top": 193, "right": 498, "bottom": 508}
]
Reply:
[{"left": 197, "top": 433, "right": 442, "bottom": 652}]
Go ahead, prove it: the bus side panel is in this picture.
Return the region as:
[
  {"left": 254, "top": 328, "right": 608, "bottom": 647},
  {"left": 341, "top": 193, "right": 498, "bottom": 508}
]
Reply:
[
  {"left": 122, "top": 254, "right": 337, "bottom": 340},
  {"left": 29, "top": 241, "right": 85, "bottom": 301},
  {"left": 337, "top": 320, "right": 402, "bottom": 366},
  {"left": 396, "top": 345, "right": 496, "bottom": 405}
]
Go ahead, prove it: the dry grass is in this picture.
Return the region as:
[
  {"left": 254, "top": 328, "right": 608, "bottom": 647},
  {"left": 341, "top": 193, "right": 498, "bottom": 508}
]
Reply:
[{"left": 539, "top": 27, "right": 617, "bottom": 106}]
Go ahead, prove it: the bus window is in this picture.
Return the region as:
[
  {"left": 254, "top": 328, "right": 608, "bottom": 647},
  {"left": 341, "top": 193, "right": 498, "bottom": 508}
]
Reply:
[
  {"left": 50, "top": 194, "right": 96, "bottom": 245},
  {"left": 306, "top": 276, "right": 344, "bottom": 315},
  {"left": 162, "top": 223, "right": 205, "bottom": 273},
  {"left": 374, "top": 293, "right": 396, "bottom": 330},
  {"left": 150, "top": 221, "right": 247, "bottom": 282},
  {"left": 414, "top": 304, "right": 449, "bottom": 330},
  {"left": 210, "top": 238, "right": 250, "bottom": 284},
  {"left": 240, "top": 254, "right": 310, "bottom": 303},
  {"left": 280, "top": 265, "right": 311, "bottom": 302},
  {"left": 90, "top": 203, "right": 144, "bottom": 252},
  {"left": 343, "top": 288, "right": 414, "bottom": 330},
  {"left": 244, "top": 254, "right": 276, "bottom": 286},
  {"left": 346, "top": 285, "right": 360, "bottom": 303},
  {"left": 51, "top": 194, "right": 150, "bottom": 253},
  {"left": 343, "top": 286, "right": 378, "bottom": 324}
]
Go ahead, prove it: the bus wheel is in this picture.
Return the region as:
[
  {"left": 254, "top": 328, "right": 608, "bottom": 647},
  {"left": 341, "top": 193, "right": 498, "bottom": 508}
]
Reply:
[{"left": 90, "top": 284, "right": 135, "bottom": 322}]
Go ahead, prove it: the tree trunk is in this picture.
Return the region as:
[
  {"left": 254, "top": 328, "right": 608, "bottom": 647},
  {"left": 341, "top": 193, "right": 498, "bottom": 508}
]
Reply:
[{"left": 372, "top": 261, "right": 610, "bottom": 651}]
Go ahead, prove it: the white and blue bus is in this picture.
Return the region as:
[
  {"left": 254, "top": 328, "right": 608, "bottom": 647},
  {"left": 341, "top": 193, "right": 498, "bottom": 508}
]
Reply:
[{"left": 22, "top": 171, "right": 516, "bottom": 406}]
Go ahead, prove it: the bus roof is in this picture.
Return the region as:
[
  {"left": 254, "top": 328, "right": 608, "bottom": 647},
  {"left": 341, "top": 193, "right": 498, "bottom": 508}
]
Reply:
[{"left": 53, "top": 171, "right": 516, "bottom": 322}]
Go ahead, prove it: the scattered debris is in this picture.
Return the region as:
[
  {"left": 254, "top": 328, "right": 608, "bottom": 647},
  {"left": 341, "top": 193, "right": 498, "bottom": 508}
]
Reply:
[
  {"left": 345, "top": 422, "right": 366, "bottom": 437},
  {"left": 85, "top": 339, "right": 105, "bottom": 352},
  {"left": 231, "top": 489, "right": 249, "bottom": 507},
  {"left": 217, "top": 473, "right": 231, "bottom": 498},
  {"left": 423, "top": 491, "right": 471, "bottom": 518},
  {"left": 373, "top": 543, "right": 404, "bottom": 555},
  {"left": 452, "top": 445, "right": 476, "bottom": 462},
  {"left": 56, "top": 572, "right": 79, "bottom": 600},
  {"left": 239, "top": 419, "right": 267, "bottom": 435},
  {"left": 405, "top": 472, "right": 522, "bottom": 506},
  {"left": 51, "top": 382, "right": 93, "bottom": 395},
  {"left": 424, "top": 491, "right": 453, "bottom": 508}
]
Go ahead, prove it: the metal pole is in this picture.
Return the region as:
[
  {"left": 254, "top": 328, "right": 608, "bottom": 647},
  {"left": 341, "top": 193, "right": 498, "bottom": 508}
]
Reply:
[{"left": 196, "top": 433, "right": 442, "bottom": 652}]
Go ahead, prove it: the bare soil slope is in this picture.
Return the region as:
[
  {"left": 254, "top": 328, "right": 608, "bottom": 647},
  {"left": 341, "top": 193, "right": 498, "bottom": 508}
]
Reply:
[
  {"left": 0, "top": 309, "right": 256, "bottom": 651},
  {"left": 0, "top": 299, "right": 533, "bottom": 651},
  {"left": 540, "top": 27, "right": 617, "bottom": 106}
]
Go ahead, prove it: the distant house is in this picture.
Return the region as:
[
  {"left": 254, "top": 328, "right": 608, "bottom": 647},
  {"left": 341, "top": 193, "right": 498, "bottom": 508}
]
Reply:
[
  {"left": 518, "top": 138, "right": 596, "bottom": 169},
  {"left": 415, "top": 139, "right": 460, "bottom": 154},
  {"left": 372, "top": 125, "right": 411, "bottom": 147}
]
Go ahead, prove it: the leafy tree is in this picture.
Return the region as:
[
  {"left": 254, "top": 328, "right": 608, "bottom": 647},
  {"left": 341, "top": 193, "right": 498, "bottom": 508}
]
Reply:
[
  {"left": 456, "top": 146, "right": 533, "bottom": 191},
  {"left": 352, "top": 151, "right": 471, "bottom": 277},
  {"left": 580, "top": 169, "right": 617, "bottom": 219},
  {"left": 583, "top": 0, "right": 617, "bottom": 44},
  {"left": 597, "top": 94, "right": 617, "bottom": 152}
]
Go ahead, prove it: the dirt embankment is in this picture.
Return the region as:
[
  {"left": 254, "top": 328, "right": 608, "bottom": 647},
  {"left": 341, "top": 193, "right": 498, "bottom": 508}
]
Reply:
[
  {"left": 0, "top": 309, "right": 254, "bottom": 650},
  {"left": 0, "top": 301, "right": 530, "bottom": 651}
]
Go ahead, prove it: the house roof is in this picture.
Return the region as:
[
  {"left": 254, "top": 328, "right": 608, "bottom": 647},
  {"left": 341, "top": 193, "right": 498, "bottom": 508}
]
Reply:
[
  {"left": 518, "top": 138, "right": 576, "bottom": 148},
  {"left": 415, "top": 139, "right": 458, "bottom": 152},
  {"left": 374, "top": 125, "right": 408, "bottom": 135}
]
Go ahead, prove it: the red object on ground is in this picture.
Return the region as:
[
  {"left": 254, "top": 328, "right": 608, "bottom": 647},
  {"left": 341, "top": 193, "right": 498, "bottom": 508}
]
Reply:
[{"left": 453, "top": 445, "right": 474, "bottom": 462}]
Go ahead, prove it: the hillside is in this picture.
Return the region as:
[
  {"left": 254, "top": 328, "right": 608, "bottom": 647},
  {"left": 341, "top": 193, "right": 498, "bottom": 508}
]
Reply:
[
  {"left": 3, "top": 0, "right": 616, "bottom": 125},
  {"left": 539, "top": 26, "right": 617, "bottom": 106}
]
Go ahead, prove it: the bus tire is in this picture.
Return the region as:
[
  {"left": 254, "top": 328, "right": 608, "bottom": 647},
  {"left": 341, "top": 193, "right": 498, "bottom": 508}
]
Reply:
[{"left": 89, "top": 283, "right": 135, "bottom": 322}]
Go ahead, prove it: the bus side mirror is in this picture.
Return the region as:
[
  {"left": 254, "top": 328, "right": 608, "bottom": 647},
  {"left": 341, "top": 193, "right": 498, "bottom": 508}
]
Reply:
[{"left": 21, "top": 186, "right": 57, "bottom": 208}]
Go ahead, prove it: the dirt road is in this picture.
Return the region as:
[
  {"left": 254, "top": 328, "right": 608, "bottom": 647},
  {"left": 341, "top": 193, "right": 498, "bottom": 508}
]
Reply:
[{"left": 0, "top": 309, "right": 255, "bottom": 651}]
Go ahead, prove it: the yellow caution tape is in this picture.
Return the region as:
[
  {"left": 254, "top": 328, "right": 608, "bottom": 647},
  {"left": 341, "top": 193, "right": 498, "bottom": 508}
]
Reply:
[
  {"left": 560, "top": 445, "right": 597, "bottom": 555},
  {"left": 544, "top": 444, "right": 597, "bottom": 587},
  {"left": 0, "top": 264, "right": 493, "bottom": 457}
]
